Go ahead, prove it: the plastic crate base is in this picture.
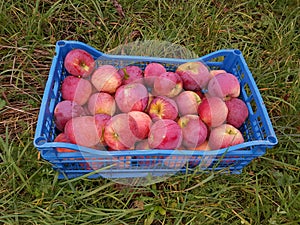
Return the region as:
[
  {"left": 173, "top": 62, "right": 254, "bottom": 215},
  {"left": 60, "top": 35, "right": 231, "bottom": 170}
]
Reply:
[{"left": 51, "top": 153, "right": 256, "bottom": 179}]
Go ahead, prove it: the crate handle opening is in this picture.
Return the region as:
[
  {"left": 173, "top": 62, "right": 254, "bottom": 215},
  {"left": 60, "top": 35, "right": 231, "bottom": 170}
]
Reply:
[
  {"left": 267, "top": 136, "right": 278, "bottom": 145},
  {"left": 34, "top": 136, "right": 47, "bottom": 146},
  {"left": 57, "top": 41, "right": 66, "bottom": 47},
  {"left": 234, "top": 50, "right": 242, "bottom": 55}
]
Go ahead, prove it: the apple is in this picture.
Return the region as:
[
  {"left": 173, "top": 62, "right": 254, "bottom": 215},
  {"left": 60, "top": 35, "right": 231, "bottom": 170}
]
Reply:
[
  {"left": 90, "top": 143, "right": 107, "bottom": 150},
  {"left": 193, "top": 140, "right": 211, "bottom": 151},
  {"left": 80, "top": 139, "right": 111, "bottom": 170},
  {"left": 64, "top": 116, "right": 100, "bottom": 148},
  {"left": 82, "top": 104, "right": 92, "bottom": 116},
  {"left": 178, "top": 114, "right": 208, "bottom": 148},
  {"left": 82, "top": 157, "right": 104, "bottom": 170},
  {"left": 176, "top": 61, "right": 212, "bottom": 91},
  {"left": 84, "top": 156, "right": 132, "bottom": 170},
  {"left": 91, "top": 82, "right": 100, "bottom": 94},
  {"left": 163, "top": 151, "right": 190, "bottom": 169},
  {"left": 188, "top": 141, "right": 213, "bottom": 167},
  {"left": 88, "top": 92, "right": 116, "bottom": 116},
  {"left": 135, "top": 139, "right": 151, "bottom": 150},
  {"left": 111, "top": 156, "right": 132, "bottom": 169},
  {"left": 144, "top": 62, "right": 167, "bottom": 87},
  {"left": 207, "top": 72, "right": 240, "bottom": 101},
  {"left": 225, "top": 97, "right": 249, "bottom": 128},
  {"left": 64, "top": 49, "right": 95, "bottom": 78},
  {"left": 94, "top": 114, "right": 111, "bottom": 145},
  {"left": 148, "top": 96, "right": 178, "bottom": 121},
  {"left": 162, "top": 145, "right": 190, "bottom": 169},
  {"left": 210, "top": 69, "right": 227, "bottom": 77},
  {"left": 54, "top": 100, "right": 85, "bottom": 131},
  {"left": 115, "top": 83, "right": 149, "bottom": 113},
  {"left": 118, "top": 65, "right": 144, "bottom": 85},
  {"left": 128, "top": 111, "right": 152, "bottom": 140},
  {"left": 54, "top": 133, "right": 76, "bottom": 152},
  {"left": 198, "top": 97, "right": 228, "bottom": 128},
  {"left": 61, "top": 76, "right": 92, "bottom": 105},
  {"left": 145, "top": 92, "right": 155, "bottom": 112},
  {"left": 91, "top": 65, "right": 122, "bottom": 94},
  {"left": 136, "top": 155, "right": 160, "bottom": 167},
  {"left": 135, "top": 140, "right": 160, "bottom": 167},
  {"left": 104, "top": 113, "right": 138, "bottom": 150},
  {"left": 148, "top": 119, "right": 182, "bottom": 149},
  {"left": 208, "top": 124, "right": 244, "bottom": 150},
  {"left": 175, "top": 91, "right": 202, "bottom": 116},
  {"left": 153, "top": 72, "right": 183, "bottom": 98}
]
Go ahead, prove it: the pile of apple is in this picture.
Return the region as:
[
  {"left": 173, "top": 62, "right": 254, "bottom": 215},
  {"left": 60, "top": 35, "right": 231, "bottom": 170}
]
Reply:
[{"left": 54, "top": 48, "right": 249, "bottom": 162}]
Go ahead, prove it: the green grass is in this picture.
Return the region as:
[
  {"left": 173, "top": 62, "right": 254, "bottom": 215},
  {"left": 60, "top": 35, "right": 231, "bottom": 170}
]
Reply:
[{"left": 0, "top": 0, "right": 300, "bottom": 224}]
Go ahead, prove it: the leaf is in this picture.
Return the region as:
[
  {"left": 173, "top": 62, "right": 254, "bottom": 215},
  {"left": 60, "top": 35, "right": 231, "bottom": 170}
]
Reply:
[
  {"left": 144, "top": 207, "right": 157, "bottom": 225},
  {"left": 0, "top": 98, "right": 6, "bottom": 110},
  {"left": 132, "top": 200, "right": 144, "bottom": 210},
  {"left": 144, "top": 213, "right": 154, "bottom": 225},
  {"left": 122, "top": 68, "right": 129, "bottom": 80},
  {"left": 158, "top": 206, "right": 166, "bottom": 216}
]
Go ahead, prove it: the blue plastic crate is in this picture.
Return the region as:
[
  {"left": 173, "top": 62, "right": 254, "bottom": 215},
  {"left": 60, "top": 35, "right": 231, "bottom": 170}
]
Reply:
[{"left": 34, "top": 40, "right": 278, "bottom": 179}]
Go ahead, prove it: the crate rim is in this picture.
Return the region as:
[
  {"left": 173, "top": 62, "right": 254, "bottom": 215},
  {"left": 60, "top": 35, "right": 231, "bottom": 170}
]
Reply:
[
  {"left": 33, "top": 40, "right": 278, "bottom": 158},
  {"left": 55, "top": 40, "right": 245, "bottom": 64}
]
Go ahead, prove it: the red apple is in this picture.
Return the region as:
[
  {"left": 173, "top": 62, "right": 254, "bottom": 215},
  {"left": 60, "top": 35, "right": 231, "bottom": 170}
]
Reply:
[
  {"left": 88, "top": 92, "right": 116, "bottom": 116},
  {"left": 189, "top": 141, "right": 213, "bottom": 168},
  {"left": 82, "top": 105, "right": 92, "bottom": 116},
  {"left": 178, "top": 115, "right": 207, "bottom": 148},
  {"left": 82, "top": 157, "right": 104, "bottom": 170},
  {"left": 91, "top": 65, "right": 122, "bottom": 94},
  {"left": 118, "top": 65, "right": 144, "bottom": 85},
  {"left": 80, "top": 142, "right": 111, "bottom": 170},
  {"left": 162, "top": 145, "right": 190, "bottom": 169},
  {"left": 163, "top": 152, "right": 190, "bottom": 169},
  {"left": 90, "top": 143, "right": 107, "bottom": 150},
  {"left": 115, "top": 83, "right": 149, "bottom": 113},
  {"left": 144, "top": 62, "right": 167, "bottom": 87},
  {"left": 175, "top": 91, "right": 202, "bottom": 116},
  {"left": 198, "top": 97, "right": 228, "bottom": 128},
  {"left": 91, "top": 83, "right": 100, "bottom": 94},
  {"left": 225, "top": 97, "right": 249, "bottom": 128},
  {"left": 94, "top": 114, "right": 111, "bottom": 145},
  {"left": 210, "top": 69, "right": 227, "bottom": 77},
  {"left": 111, "top": 156, "right": 131, "bottom": 169},
  {"left": 176, "top": 61, "right": 212, "bottom": 91},
  {"left": 208, "top": 124, "right": 244, "bottom": 150},
  {"left": 54, "top": 133, "right": 76, "bottom": 152},
  {"left": 135, "top": 140, "right": 160, "bottom": 167},
  {"left": 64, "top": 49, "right": 95, "bottom": 78},
  {"left": 54, "top": 100, "right": 85, "bottom": 131},
  {"left": 64, "top": 116, "right": 100, "bottom": 148},
  {"left": 207, "top": 72, "right": 240, "bottom": 101},
  {"left": 104, "top": 113, "right": 138, "bottom": 150},
  {"left": 61, "top": 76, "right": 92, "bottom": 105},
  {"left": 193, "top": 140, "right": 211, "bottom": 151},
  {"left": 148, "top": 96, "right": 178, "bottom": 121},
  {"left": 148, "top": 119, "right": 182, "bottom": 149},
  {"left": 153, "top": 72, "right": 183, "bottom": 98},
  {"left": 145, "top": 92, "right": 155, "bottom": 112},
  {"left": 135, "top": 139, "right": 151, "bottom": 150},
  {"left": 128, "top": 111, "right": 152, "bottom": 140}
]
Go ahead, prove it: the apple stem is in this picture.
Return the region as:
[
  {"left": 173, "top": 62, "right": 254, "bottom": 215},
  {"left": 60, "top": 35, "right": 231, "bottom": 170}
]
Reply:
[
  {"left": 227, "top": 130, "right": 237, "bottom": 135},
  {"left": 123, "top": 68, "right": 130, "bottom": 80},
  {"left": 79, "top": 62, "right": 89, "bottom": 71}
]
